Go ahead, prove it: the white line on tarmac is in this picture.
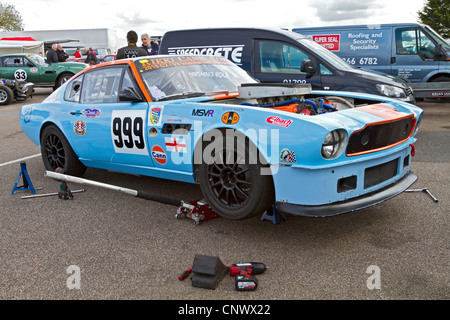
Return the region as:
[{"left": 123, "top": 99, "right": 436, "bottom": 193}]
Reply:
[{"left": 0, "top": 153, "right": 41, "bottom": 167}]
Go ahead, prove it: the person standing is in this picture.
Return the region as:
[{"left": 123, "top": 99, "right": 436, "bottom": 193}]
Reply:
[
  {"left": 46, "top": 44, "right": 59, "bottom": 64},
  {"left": 150, "top": 39, "right": 159, "bottom": 55},
  {"left": 141, "top": 33, "right": 151, "bottom": 55},
  {"left": 84, "top": 48, "right": 98, "bottom": 65},
  {"left": 56, "top": 44, "right": 69, "bottom": 62},
  {"left": 74, "top": 47, "right": 82, "bottom": 58},
  {"left": 116, "top": 30, "right": 148, "bottom": 60}
]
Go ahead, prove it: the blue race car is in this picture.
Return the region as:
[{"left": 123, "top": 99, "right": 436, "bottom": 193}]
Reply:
[{"left": 20, "top": 55, "right": 423, "bottom": 219}]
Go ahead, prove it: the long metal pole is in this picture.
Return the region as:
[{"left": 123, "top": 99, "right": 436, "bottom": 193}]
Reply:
[
  {"left": 45, "top": 171, "right": 137, "bottom": 196},
  {"left": 44, "top": 171, "right": 191, "bottom": 208}
]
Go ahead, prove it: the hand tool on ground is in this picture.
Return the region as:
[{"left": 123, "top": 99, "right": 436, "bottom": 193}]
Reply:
[
  {"left": 21, "top": 189, "right": 86, "bottom": 199},
  {"left": 178, "top": 268, "right": 192, "bottom": 281},
  {"left": 405, "top": 188, "right": 438, "bottom": 203},
  {"left": 229, "top": 262, "right": 268, "bottom": 291},
  {"left": 229, "top": 262, "right": 268, "bottom": 276}
]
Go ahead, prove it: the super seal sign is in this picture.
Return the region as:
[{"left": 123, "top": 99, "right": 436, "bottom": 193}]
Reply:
[{"left": 312, "top": 34, "right": 340, "bottom": 51}]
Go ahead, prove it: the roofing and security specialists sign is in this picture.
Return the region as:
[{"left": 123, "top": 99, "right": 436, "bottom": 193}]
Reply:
[{"left": 167, "top": 45, "right": 244, "bottom": 65}]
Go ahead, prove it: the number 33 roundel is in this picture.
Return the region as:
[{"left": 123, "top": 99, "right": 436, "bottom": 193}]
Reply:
[{"left": 14, "top": 69, "right": 27, "bottom": 81}]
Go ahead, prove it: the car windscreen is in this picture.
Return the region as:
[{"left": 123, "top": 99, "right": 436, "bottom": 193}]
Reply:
[
  {"left": 134, "top": 56, "right": 257, "bottom": 101},
  {"left": 297, "top": 38, "right": 355, "bottom": 71},
  {"left": 26, "top": 54, "right": 47, "bottom": 66}
]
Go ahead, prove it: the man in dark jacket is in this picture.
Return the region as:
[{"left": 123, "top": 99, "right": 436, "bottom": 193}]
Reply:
[
  {"left": 150, "top": 40, "right": 159, "bottom": 55},
  {"left": 56, "top": 44, "right": 69, "bottom": 62},
  {"left": 46, "top": 44, "right": 58, "bottom": 65},
  {"left": 84, "top": 48, "right": 99, "bottom": 65},
  {"left": 116, "top": 30, "right": 148, "bottom": 60}
]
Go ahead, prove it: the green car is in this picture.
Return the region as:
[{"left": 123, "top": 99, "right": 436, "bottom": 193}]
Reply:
[{"left": 0, "top": 53, "right": 88, "bottom": 88}]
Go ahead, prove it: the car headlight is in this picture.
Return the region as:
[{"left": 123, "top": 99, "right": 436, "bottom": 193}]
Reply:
[
  {"left": 376, "top": 84, "right": 407, "bottom": 98},
  {"left": 322, "top": 129, "right": 347, "bottom": 159},
  {"left": 414, "top": 113, "right": 423, "bottom": 135}
]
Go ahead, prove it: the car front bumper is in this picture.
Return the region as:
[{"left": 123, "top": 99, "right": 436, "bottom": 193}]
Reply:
[
  {"left": 276, "top": 171, "right": 416, "bottom": 217},
  {"left": 271, "top": 143, "right": 416, "bottom": 217}
]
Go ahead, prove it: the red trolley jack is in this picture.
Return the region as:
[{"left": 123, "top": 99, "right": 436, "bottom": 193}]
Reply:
[{"left": 175, "top": 200, "right": 221, "bottom": 225}]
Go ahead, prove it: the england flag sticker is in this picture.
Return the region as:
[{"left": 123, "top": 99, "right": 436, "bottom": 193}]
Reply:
[{"left": 165, "top": 137, "right": 187, "bottom": 153}]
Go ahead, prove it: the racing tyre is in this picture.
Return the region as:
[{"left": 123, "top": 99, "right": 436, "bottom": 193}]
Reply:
[
  {"left": 198, "top": 130, "right": 275, "bottom": 220},
  {"left": 0, "top": 86, "right": 14, "bottom": 105},
  {"left": 40, "top": 125, "right": 86, "bottom": 176}
]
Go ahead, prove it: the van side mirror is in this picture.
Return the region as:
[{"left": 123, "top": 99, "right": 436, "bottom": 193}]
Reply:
[
  {"left": 434, "top": 44, "right": 449, "bottom": 61},
  {"left": 300, "top": 59, "right": 316, "bottom": 74},
  {"left": 118, "top": 87, "right": 144, "bottom": 102}
]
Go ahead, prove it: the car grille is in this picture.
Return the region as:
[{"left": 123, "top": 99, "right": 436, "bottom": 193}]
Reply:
[
  {"left": 346, "top": 117, "right": 414, "bottom": 156},
  {"left": 364, "top": 158, "right": 398, "bottom": 189}
]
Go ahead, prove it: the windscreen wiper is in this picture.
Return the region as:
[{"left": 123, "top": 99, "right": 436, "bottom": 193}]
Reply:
[{"left": 157, "top": 92, "right": 206, "bottom": 101}]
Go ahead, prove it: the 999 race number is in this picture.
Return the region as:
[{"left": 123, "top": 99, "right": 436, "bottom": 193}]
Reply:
[{"left": 111, "top": 110, "right": 148, "bottom": 155}]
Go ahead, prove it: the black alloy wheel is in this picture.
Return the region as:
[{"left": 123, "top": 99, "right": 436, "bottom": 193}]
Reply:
[
  {"left": 40, "top": 125, "right": 86, "bottom": 176},
  {"left": 44, "top": 132, "right": 66, "bottom": 169},
  {"left": 198, "top": 131, "right": 274, "bottom": 220},
  {"left": 206, "top": 149, "right": 252, "bottom": 209}
]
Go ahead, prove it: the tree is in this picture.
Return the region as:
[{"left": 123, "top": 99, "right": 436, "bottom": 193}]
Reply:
[
  {"left": 0, "top": 2, "right": 24, "bottom": 32},
  {"left": 417, "top": 0, "right": 450, "bottom": 39}
]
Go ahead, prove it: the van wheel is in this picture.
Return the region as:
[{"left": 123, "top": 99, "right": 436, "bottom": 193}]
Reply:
[
  {"left": 431, "top": 76, "right": 450, "bottom": 82},
  {"left": 198, "top": 131, "right": 274, "bottom": 220}
]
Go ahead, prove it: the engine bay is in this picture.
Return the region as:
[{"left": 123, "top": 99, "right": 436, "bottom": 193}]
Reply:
[{"left": 212, "top": 83, "right": 385, "bottom": 115}]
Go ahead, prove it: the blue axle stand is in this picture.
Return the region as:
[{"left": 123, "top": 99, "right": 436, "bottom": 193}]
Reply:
[
  {"left": 11, "top": 162, "right": 36, "bottom": 195},
  {"left": 260, "top": 203, "right": 287, "bottom": 225}
]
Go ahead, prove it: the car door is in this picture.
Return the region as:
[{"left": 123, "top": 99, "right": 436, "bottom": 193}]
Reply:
[
  {"left": 253, "top": 40, "right": 323, "bottom": 89},
  {"left": 64, "top": 65, "right": 152, "bottom": 169},
  {"left": 0, "top": 56, "right": 21, "bottom": 79},
  {"left": 0, "top": 56, "right": 38, "bottom": 83},
  {"left": 392, "top": 27, "right": 440, "bottom": 82}
]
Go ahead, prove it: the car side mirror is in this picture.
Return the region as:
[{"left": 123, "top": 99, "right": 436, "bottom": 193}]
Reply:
[
  {"left": 118, "top": 87, "right": 143, "bottom": 102},
  {"left": 300, "top": 59, "right": 316, "bottom": 74}
]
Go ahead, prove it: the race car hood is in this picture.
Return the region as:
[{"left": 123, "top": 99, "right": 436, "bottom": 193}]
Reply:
[
  {"left": 323, "top": 103, "right": 412, "bottom": 127},
  {"left": 278, "top": 102, "right": 418, "bottom": 167},
  {"left": 48, "top": 62, "right": 88, "bottom": 70}
]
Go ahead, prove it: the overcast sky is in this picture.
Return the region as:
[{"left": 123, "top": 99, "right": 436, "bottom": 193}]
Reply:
[{"left": 6, "top": 0, "right": 426, "bottom": 44}]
